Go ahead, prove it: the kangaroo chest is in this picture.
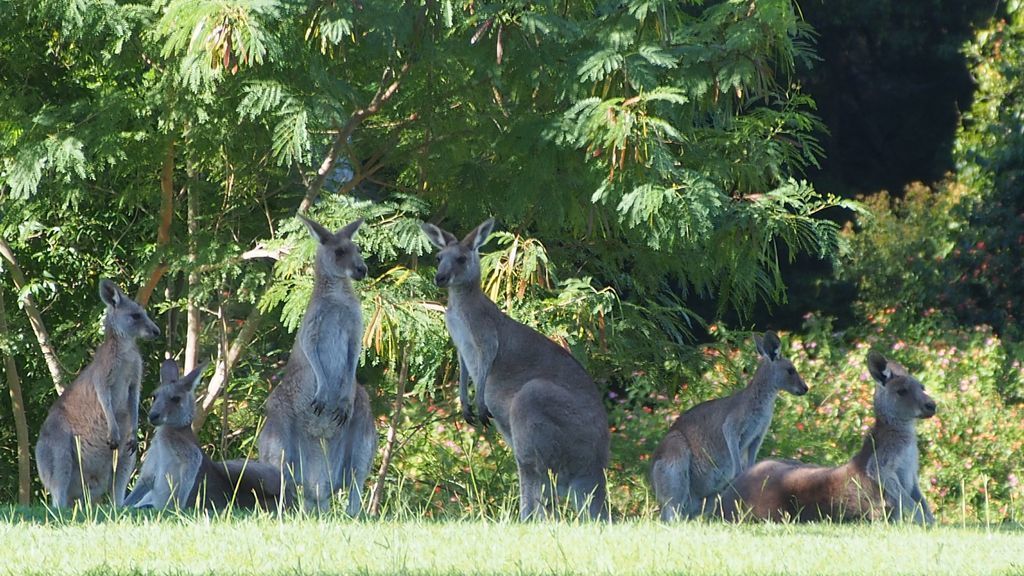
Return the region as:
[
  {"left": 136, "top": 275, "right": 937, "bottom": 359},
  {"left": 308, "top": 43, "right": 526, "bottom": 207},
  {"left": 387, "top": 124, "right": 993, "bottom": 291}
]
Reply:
[
  {"left": 301, "top": 296, "right": 361, "bottom": 386},
  {"left": 445, "top": 306, "right": 489, "bottom": 381},
  {"left": 149, "top": 430, "right": 202, "bottom": 486},
  {"left": 108, "top": 354, "right": 141, "bottom": 414}
]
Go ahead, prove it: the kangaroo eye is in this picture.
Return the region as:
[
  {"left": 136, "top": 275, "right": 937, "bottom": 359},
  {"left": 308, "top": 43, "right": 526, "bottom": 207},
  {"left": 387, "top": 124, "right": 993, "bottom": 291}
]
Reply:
[
  {"left": 335, "top": 247, "right": 347, "bottom": 256},
  {"left": 436, "top": 254, "right": 443, "bottom": 263},
  {"left": 787, "top": 367, "right": 796, "bottom": 376},
  {"left": 456, "top": 255, "right": 467, "bottom": 265},
  {"left": 131, "top": 313, "right": 142, "bottom": 321},
  {"left": 171, "top": 395, "right": 182, "bottom": 403},
  {"left": 897, "top": 388, "right": 908, "bottom": 397}
]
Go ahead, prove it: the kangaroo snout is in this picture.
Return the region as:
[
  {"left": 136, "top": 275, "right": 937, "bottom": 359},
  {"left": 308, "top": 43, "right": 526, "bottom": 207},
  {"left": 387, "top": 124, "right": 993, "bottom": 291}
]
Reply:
[
  {"left": 921, "top": 399, "right": 937, "bottom": 418},
  {"left": 145, "top": 325, "right": 161, "bottom": 340},
  {"left": 148, "top": 410, "right": 162, "bottom": 425},
  {"left": 434, "top": 273, "right": 448, "bottom": 286},
  {"left": 794, "top": 381, "right": 809, "bottom": 396},
  {"left": 352, "top": 265, "right": 368, "bottom": 281}
]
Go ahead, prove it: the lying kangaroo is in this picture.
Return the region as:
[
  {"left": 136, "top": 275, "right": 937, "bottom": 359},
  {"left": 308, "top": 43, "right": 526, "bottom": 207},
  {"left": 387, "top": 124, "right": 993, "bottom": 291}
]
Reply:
[
  {"left": 259, "top": 214, "right": 377, "bottom": 514},
  {"left": 421, "top": 219, "right": 610, "bottom": 520},
  {"left": 35, "top": 279, "right": 160, "bottom": 508},
  {"left": 650, "top": 331, "right": 808, "bottom": 521},
  {"left": 125, "top": 360, "right": 281, "bottom": 511},
  {"left": 721, "top": 351, "right": 936, "bottom": 524}
]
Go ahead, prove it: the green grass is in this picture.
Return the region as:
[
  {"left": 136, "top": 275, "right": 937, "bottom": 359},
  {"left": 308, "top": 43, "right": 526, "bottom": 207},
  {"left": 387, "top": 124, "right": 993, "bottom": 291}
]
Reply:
[{"left": 1, "top": 507, "right": 1023, "bottom": 575}]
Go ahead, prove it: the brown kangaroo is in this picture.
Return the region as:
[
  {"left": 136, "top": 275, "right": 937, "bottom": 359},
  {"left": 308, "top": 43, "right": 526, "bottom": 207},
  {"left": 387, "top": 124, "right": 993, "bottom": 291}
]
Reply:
[
  {"left": 720, "top": 351, "right": 936, "bottom": 524},
  {"left": 421, "top": 219, "right": 610, "bottom": 520},
  {"left": 35, "top": 279, "right": 160, "bottom": 508},
  {"left": 125, "top": 360, "right": 281, "bottom": 511}
]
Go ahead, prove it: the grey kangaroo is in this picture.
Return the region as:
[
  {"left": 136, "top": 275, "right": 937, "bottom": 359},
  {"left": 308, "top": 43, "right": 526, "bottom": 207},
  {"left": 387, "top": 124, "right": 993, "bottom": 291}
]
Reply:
[
  {"left": 720, "top": 351, "right": 936, "bottom": 524},
  {"left": 258, "top": 214, "right": 377, "bottom": 514},
  {"left": 421, "top": 219, "right": 610, "bottom": 520},
  {"left": 650, "top": 331, "right": 808, "bottom": 521},
  {"left": 125, "top": 360, "right": 281, "bottom": 511},
  {"left": 35, "top": 279, "right": 160, "bottom": 508}
]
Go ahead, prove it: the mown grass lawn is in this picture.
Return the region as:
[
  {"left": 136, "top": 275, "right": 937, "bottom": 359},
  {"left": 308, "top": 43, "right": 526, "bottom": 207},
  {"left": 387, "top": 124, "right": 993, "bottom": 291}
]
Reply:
[{"left": 1, "top": 507, "right": 1022, "bottom": 575}]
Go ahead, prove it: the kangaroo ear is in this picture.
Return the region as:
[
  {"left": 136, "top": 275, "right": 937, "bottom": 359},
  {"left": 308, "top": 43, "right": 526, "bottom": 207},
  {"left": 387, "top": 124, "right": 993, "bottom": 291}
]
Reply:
[
  {"left": 179, "top": 361, "right": 209, "bottom": 392},
  {"left": 98, "top": 279, "right": 124, "bottom": 308},
  {"left": 160, "top": 359, "right": 181, "bottom": 387},
  {"left": 755, "top": 331, "right": 782, "bottom": 361},
  {"left": 421, "top": 222, "right": 457, "bottom": 249},
  {"left": 866, "top": 351, "right": 892, "bottom": 385},
  {"left": 298, "top": 213, "right": 333, "bottom": 245},
  {"left": 461, "top": 218, "right": 495, "bottom": 251},
  {"left": 336, "top": 218, "right": 364, "bottom": 240}
]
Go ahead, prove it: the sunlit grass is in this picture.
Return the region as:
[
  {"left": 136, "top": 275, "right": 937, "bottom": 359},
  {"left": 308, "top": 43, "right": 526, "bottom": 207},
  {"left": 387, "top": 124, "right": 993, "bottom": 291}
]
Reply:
[{"left": 1, "top": 505, "right": 1022, "bottom": 576}]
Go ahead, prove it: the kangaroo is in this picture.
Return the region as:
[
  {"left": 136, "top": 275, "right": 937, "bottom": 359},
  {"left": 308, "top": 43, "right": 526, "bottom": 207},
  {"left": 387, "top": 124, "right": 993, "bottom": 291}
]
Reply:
[
  {"left": 650, "top": 331, "right": 808, "bottom": 521},
  {"left": 35, "top": 279, "right": 160, "bottom": 508},
  {"left": 258, "top": 214, "right": 377, "bottom": 514},
  {"left": 720, "top": 351, "right": 936, "bottom": 524},
  {"left": 125, "top": 359, "right": 281, "bottom": 511},
  {"left": 421, "top": 219, "right": 610, "bottom": 520}
]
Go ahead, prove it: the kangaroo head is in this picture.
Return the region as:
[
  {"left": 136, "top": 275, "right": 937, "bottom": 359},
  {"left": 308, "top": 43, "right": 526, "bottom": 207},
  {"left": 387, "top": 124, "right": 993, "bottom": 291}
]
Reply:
[
  {"left": 148, "top": 359, "right": 206, "bottom": 427},
  {"left": 421, "top": 218, "right": 495, "bottom": 289},
  {"left": 754, "top": 331, "right": 808, "bottom": 396},
  {"left": 300, "top": 214, "right": 367, "bottom": 281},
  {"left": 867, "top": 351, "right": 936, "bottom": 421},
  {"left": 99, "top": 279, "right": 160, "bottom": 341}
]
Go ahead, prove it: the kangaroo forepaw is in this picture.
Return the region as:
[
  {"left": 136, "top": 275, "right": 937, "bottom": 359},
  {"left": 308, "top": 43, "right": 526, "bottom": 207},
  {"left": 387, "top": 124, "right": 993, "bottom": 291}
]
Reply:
[
  {"left": 332, "top": 407, "right": 350, "bottom": 427},
  {"left": 462, "top": 406, "right": 477, "bottom": 426},
  {"left": 126, "top": 438, "right": 138, "bottom": 455},
  {"left": 311, "top": 398, "right": 326, "bottom": 416}
]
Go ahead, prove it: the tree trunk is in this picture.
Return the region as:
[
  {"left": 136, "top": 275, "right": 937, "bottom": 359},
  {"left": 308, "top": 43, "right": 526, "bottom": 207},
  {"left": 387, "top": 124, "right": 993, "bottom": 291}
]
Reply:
[
  {"left": 0, "top": 237, "right": 65, "bottom": 394},
  {"left": 184, "top": 184, "right": 200, "bottom": 374},
  {"left": 136, "top": 141, "right": 176, "bottom": 307},
  {"left": 369, "top": 349, "right": 409, "bottom": 516},
  {"left": 192, "top": 302, "right": 264, "bottom": 432},
  {"left": 0, "top": 286, "right": 32, "bottom": 505}
]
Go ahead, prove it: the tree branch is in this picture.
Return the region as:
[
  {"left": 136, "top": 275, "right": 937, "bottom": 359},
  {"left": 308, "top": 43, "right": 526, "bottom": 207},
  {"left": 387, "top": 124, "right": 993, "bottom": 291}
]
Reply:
[
  {"left": 369, "top": 348, "right": 409, "bottom": 516},
  {"left": 298, "top": 60, "right": 412, "bottom": 212},
  {"left": 0, "top": 287, "right": 32, "bottom": 505},
  {"left": 0, "top": 237, "right": 65, "bottom": 394},
  {"left": 136, "top": 140, "right": 176, "bottom": 306},
  {"left": 192, "top": 302, "right": 264, "bottom": 432}
]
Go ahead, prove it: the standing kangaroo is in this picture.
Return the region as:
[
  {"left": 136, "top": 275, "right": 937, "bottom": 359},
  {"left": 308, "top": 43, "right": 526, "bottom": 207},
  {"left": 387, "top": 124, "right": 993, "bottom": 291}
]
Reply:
[
  {"left": 650, "top": 331, "right": 808, "bottom": 521},
  {"left": 720, "top": 351, "right": 936, "bottom": 524},
  {"left": 125, "top": 360, "right": 281, "bottom": 511},
  {"left": 258, "top": 215, "right": 377, "bottom": 514},
  {"left": 421, "top": 219, "right": 610, "bottom": 520},
  {"left": 35, "top": 279, "right": 160, "bottom": 508}
]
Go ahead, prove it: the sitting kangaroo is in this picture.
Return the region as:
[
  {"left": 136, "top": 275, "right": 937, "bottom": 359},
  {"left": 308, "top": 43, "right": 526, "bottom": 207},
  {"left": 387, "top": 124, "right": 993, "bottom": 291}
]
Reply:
[
  {"left": 258, "top": 214, "right": 377, "bottom": 514},
  {"left": 721, "top": 351, "right": 936, "bottom": 524},
  {"left": 35, "top": 279, "right": 160, "bottom": 508},
  {"left": 125, "top": 360, "right": 281, "bottom": 511},
  {"left": 650, "top": 331, "right": 808, "bottom": 521},
  {"left": 421, "top": 219, "right": 610, "bottom": 520}
]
